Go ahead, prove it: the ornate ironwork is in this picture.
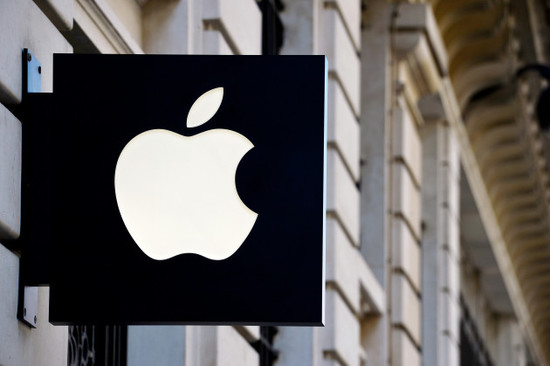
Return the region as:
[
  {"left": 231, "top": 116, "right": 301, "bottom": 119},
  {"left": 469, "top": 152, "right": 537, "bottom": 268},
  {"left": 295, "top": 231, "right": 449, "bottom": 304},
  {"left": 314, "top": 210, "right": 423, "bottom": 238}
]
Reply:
[
  {"left": 68, "top": 325, "right": 127, "bottom": 366},
  {"left": 68, "top": 325, "right": 96, "bottom": 366}
]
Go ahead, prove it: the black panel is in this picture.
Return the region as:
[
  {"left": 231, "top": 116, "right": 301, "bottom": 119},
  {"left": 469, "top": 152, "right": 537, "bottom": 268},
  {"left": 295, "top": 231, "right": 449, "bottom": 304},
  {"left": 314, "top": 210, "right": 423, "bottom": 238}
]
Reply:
[
  {"left": 48, "top": 55, "right": 326, "bottom": 325},
  {"left": 19, "top": 93, "right": 54, "bottom": 286}
]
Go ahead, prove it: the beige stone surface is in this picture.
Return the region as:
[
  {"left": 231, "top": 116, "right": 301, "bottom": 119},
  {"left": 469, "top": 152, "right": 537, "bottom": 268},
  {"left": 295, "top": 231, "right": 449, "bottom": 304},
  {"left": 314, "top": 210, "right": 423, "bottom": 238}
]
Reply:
[
  {"left": 0, "top": 244, "right": 68, "bottom": 366},
  {"left": 203, "top": 30, "right": 233, "bottom": 55},
  {"left": 325, "top": 0, "right": 360, "bottom": 50},
  {"left": 392, "top": 219, "right": 421, "bottom": 292},
  {"left": 327, "top": 79, "right": 360, "bottom": 181},
  {"left": 127, "top": 326, "right": 186, "bottom": 365},
  {"left": 326, "top": 218, "right": 385, "bottom": 315},
  {"left": 320, "top": 289, "right": 360, "bottom": 366},
  {"left": 0, "top": 104, "right": 21, "bottom": 239},
  {"left": 327, "top": 150, "right": 360, "bottom": 245},
  {"left": 274, "top": 327, "right": 315, "bottom": 366},
  {"left": 279, "top": 0, "right": 317, "bottom": 54},
  {"left": 75, "top": 0, "right": 143, "bottom": 54},
  {"left": 442, "top": 165, "right": 460, "bottom": 218},
  {"left": 203, "top": 0, "right": 261, "bottom": 55},
  {"left": 233, "top": 325, "right": 259, "bottom": 342},
  {"left": 393, "top": 105, "right": 422, "bottom": 186},
  {"left": 0, "top": 0, "right": 72, "bottom": 104},
  {"left": 441, "top": 292, "right": 460, "bottom": 342},
  {"left": 143, "top": 0, "right": 191, "bottom": 54},
  {"left": 394, "top": 3, "right": 447, "bottom": 76},
  {"left": 440, "top": 334, "right": 459, "bottom": 366},
  {"left": 392, "top": 163, "right": 421, "bottom": 239},
  {"left": 185, "top": 326, "right": 258, "bottom": 366},
  {"left": 326, "top": 218, "right": 359, "bottom": 311},
  {"left": 392, "top": 328, "right": 420, "bottom": 366},
  {"left": 441, "top": 249, "right": 460, "bottom": 298},
  {"left": 217, "top": 327, "right": 258, "bottom": 366},
  {"left": 442, "top": 207, "right": 460, "bottom": 259},
  {"left": 392, "top": 274, "right": 421, "bottom": 346},
  {"left": 321, "top": 9, "right": 360, "bottom": 116},
  {"left": 444, "top": 125, "right": 460, "bottom": 181},
  {"left": 33, "top": 0, "right": 73, "bottom": 30},
  {"left": 104, "top": 0, "right": 142, "bottom": 45}
]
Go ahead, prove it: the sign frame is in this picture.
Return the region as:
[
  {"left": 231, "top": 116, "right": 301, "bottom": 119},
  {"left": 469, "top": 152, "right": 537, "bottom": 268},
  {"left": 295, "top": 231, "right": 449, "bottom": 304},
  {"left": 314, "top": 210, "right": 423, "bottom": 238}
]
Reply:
[{"left": 41, "top": 54, "right": 327, "bottom": 326}]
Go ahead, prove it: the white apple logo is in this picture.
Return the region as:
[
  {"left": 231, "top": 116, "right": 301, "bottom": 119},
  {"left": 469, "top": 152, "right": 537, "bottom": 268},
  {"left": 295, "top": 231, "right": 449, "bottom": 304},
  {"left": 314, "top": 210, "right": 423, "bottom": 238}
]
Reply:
[{"left": 114, "top": 87, "right": 258, "bottom": 260}]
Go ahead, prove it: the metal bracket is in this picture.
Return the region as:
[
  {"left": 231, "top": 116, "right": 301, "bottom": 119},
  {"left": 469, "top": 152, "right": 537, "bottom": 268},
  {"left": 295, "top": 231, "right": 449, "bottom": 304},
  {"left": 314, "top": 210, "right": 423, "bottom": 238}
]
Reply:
[
  {"left": 20, "top": 286, "right": 38, "bottom": 327},
  {"left": 17, "top": 49, "right": 42, "bottom": 328},
  {"left": 25, "top": 49, "right": 42, "bottom": 94}
]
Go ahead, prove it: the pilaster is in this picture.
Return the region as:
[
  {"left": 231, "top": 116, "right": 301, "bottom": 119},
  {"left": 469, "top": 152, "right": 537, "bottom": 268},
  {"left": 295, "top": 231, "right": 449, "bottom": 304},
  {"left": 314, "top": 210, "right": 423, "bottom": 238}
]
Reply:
[
  {"left": 420, "top": 96, "right": 461, "bottom": 366},
  {"left": 390, "top": 4, "right": 450, "bottom": 366}
]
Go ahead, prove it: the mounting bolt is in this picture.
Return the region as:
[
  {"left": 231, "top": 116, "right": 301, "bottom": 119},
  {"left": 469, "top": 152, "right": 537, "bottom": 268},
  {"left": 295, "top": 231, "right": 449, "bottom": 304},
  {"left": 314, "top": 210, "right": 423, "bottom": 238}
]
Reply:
[{"left": 27, "top": 53, "right": 32, "bottom": 62}]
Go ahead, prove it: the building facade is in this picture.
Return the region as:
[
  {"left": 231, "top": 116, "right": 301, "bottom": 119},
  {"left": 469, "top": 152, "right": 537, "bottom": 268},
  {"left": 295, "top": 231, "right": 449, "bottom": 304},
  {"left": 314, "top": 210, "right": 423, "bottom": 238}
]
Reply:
[{"left": 1, "top": 0, "right": 550, "bottom": 365}]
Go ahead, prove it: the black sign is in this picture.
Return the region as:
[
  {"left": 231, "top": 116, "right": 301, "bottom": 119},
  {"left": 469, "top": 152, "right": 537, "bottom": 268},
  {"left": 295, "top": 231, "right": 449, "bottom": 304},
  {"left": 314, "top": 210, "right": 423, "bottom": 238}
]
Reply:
[{"left": 47, "top": 54, "right": 326, "bottom": 325}]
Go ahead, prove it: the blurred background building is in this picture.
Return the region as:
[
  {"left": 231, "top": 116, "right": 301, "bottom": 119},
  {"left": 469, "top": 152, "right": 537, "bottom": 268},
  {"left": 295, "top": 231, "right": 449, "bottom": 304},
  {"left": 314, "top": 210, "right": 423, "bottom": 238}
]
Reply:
[{"left": 2, "top": 0, "right": 550, "bottom": 365}]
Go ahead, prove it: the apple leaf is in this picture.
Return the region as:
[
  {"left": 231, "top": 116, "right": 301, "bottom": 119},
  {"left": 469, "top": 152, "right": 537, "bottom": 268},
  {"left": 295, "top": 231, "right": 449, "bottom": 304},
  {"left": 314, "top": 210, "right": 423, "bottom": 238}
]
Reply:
[{"left": 187, "top": 87, "right": 224, "bottom": 128}]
